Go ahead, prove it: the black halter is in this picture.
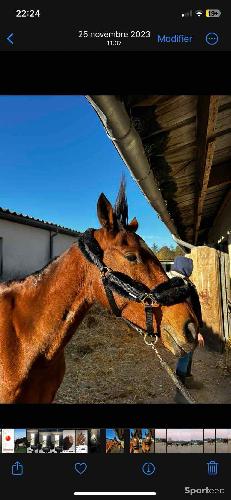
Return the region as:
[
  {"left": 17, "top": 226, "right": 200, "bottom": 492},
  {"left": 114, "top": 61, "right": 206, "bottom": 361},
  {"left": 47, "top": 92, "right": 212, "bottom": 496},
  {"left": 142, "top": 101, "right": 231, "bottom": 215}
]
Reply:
[{"left": 77, "top": 229, "right": 191, "bottom": 343}]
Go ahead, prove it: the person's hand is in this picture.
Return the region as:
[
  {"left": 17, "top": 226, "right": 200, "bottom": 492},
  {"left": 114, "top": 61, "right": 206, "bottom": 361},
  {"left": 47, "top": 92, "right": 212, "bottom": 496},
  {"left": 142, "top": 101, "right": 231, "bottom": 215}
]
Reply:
[{"left": 198, "top": 332, "right": 204, "bottom": 347}]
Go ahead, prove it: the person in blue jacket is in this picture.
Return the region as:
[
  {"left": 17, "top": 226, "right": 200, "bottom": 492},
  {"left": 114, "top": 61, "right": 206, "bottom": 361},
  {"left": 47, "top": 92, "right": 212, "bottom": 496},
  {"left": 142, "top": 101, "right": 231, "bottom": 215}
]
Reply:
[{"left": 167, "top": 256, "right": 204, "bottom": 389}]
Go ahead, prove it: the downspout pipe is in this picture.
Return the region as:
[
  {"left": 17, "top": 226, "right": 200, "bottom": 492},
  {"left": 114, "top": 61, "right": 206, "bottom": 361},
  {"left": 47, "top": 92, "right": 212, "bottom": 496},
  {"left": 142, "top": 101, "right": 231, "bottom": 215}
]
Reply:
[
  {"left": 86, "top": 95, "right": 179, "bottom": 237},
  {"left": 49, "top": 231, "right": 58, "bottom": 261},
  {"left": 171, "top": 234, "right": 196, "bottom": 251}
]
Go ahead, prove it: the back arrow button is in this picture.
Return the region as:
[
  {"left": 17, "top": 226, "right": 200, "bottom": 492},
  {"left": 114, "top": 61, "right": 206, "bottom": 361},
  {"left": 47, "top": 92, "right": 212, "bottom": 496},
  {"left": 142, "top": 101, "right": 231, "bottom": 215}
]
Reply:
[{"left": 6, "top": 33, "right": 14, "bottom": 45}]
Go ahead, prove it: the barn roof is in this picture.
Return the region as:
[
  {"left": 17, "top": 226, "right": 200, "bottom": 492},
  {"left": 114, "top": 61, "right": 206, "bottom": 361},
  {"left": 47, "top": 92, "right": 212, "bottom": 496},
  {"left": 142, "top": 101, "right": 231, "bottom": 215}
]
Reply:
[
  {"left": 122, "top": 95, "right": 231, "bottom": 245},
  {"left": 0, "top": 207, "right": 81, "bottom": 237},
  {"left": 88, "top": 95, "right": 231, "bottom": 246}
]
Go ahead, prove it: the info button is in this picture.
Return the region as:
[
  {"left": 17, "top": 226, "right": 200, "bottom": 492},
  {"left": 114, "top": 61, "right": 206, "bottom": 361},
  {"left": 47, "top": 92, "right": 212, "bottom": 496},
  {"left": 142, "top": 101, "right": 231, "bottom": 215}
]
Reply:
[{"left": 141, "top": 463, "right": 156, "bottom": 476}]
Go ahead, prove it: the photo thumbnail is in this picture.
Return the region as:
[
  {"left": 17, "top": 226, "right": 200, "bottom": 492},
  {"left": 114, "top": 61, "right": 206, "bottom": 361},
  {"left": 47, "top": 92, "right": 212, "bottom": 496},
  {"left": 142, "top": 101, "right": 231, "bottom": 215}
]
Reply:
[
  {"left": 167, "top": 429, "right": 203, "bottom": 453},
  {"left": 216, "top": 429, "right": 231, "bottom": 453},
  {"left": 27, "top": 429, "right": 39, "bottom": 453},
  {"left": 130, "top": 429, "right": 142, "bottom": 453},
  {"left": 204, "top": 429, "right": 216, "bottom": 454},
  {"left": 106, "top": 429, "right": 124, "bottom": 453},
  {"left": 39, "top": 430, "right": 52, "bottom": 454},
  {"left": 2, "top": 429, "right": 15, "bottom": 453},
  {"left": 155, "top": 429, "right": 167, "bottom": 453},
  {"left": 51, "top": 430, "right": 64, "bottom": 453},
  {"left": 88, "top": 429, "right": 101, "bottom": 453},
  {"left": 62, "top": 430, "right": 75, "bottom": 453},
  {"left": 141, "top": 429, "right": 154, "bottom": 453},
  {"left": 14, "top": 429, "right": 27, "bottom": 454},
  {"left": 76, "top": 430, "right": 88, "bottom": 453}
]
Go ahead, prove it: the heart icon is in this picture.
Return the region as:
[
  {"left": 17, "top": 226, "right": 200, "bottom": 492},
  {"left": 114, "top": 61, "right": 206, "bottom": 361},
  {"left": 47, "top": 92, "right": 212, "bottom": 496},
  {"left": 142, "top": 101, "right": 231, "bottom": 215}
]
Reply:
[{"left": 75, "top": 462, "right": 87, "bottom": 475}]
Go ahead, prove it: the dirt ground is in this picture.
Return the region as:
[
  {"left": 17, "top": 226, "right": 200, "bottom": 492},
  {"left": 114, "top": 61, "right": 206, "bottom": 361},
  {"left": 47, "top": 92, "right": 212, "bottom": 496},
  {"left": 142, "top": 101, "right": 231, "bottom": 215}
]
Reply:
[{"left": 55, "top": 304, "right": 231, "bottom": 404}]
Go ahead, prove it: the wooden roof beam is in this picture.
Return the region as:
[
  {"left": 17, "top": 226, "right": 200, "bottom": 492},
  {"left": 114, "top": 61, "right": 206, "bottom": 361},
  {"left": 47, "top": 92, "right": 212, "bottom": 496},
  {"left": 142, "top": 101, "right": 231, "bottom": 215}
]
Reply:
[{"left": 194, "top": 96, "right": 219, "bottom": 243}]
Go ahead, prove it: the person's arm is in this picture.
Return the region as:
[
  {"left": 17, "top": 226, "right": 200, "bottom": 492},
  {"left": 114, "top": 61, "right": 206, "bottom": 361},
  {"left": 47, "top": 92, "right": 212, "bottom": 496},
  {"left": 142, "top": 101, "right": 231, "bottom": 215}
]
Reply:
[{"left": 188, "top": 282, "right": 203, "bottom": 328}]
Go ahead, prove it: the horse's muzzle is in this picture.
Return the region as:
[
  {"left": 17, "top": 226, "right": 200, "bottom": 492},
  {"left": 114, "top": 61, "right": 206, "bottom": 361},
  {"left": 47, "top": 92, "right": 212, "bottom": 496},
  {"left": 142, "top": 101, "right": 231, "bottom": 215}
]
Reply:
[{"left": 162, "top": 323, "right": 196, "bottom": 357}]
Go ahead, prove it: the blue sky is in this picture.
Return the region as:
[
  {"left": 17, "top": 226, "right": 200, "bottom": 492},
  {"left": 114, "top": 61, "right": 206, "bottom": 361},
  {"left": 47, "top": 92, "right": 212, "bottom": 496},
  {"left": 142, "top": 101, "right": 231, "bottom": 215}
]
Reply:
[
  {"left": 0, "top": 95, "right": 174, "bottom": 248},
  {"left": 106, "top": 429, "right": 117, "bottom": 440},
  {"left": 14, "top": 429, "right": 26, "bottom": 440}
]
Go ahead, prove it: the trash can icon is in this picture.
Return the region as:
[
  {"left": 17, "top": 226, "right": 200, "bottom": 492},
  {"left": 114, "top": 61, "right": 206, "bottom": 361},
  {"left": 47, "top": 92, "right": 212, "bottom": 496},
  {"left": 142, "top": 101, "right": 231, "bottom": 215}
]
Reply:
[{"left": 207, "top": 460, "right": 219, "bottom": 476}]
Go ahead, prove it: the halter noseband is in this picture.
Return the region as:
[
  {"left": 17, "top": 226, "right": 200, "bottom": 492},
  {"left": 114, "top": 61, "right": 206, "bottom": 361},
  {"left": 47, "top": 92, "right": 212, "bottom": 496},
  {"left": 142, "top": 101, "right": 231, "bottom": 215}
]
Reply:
[{"left": 77, "top": 229, "right": 191, "bottom": 343}]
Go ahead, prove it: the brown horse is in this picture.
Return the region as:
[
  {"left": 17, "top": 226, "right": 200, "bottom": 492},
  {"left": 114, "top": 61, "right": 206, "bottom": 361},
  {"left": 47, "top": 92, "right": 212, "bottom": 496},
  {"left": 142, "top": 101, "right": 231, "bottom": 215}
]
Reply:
[
  {"left": 130, "top": 436, "right": 141, "bottom": 453},
  {"left": 142, "top": 430, "right": 154, "bottom": 453},
  {"left": 0, "top": 182, "right": 198, "bottom": 403},
  {"left": 130, "top": 429, "right": 142, "bottom": 453},
  {"left": 106, "top": 438, "right": 121, "bottom": 453}
]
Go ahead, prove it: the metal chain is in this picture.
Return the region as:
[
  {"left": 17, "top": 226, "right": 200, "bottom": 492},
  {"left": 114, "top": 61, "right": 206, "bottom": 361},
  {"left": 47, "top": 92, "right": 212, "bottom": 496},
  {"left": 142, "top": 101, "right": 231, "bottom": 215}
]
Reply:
[{"left": 122, "top": 317, "right": 197, "bottom": 404}]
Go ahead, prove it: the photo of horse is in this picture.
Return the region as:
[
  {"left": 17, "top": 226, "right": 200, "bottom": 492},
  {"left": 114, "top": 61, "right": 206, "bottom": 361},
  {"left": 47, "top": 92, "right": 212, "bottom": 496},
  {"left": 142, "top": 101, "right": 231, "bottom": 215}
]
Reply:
[
  {"left": 141, "top": 429, "right": 154, "bottom": 453},
  {"left": 106, "top": 429, "right": 124, "bottom": 453},
  {"left": 130, "top": 429, "right": 142, "bottom": 453},
  {"left": 0, "top": 95, "right": 230, "bottom": 405}
]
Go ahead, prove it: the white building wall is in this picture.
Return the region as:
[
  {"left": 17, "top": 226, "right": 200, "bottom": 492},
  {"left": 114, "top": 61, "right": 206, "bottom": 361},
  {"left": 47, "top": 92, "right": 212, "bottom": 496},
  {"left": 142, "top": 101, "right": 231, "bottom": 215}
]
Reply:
[
  {"left": 0, "top": 219, "right": 78, "bottom": 281},
  {"left": 52, "top": 233, "right": 78, "bottom": 258}
]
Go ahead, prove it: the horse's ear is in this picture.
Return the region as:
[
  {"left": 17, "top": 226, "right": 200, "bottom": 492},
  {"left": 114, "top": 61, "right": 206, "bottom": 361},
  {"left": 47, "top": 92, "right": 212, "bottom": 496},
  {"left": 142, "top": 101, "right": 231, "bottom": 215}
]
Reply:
[
  {"left": 97, "top": 193, "right": 117, "bottom": 230},
  {"left": 127, "top": 217, "right": 138, "bottom": 232}
]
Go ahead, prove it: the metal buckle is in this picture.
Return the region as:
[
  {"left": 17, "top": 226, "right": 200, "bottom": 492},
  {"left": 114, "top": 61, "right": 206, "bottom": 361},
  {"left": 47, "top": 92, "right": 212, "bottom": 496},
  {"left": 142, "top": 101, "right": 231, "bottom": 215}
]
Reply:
[
  {"left": 144, "top": 333, "right": 158, "bottom": 346},
  {"left": 141, "top": 294, "right": 159, "bottom": 306},
  {"left": 100, "top": 266, "right": 111, "bottom": 277},
  {"left": 141, "top": 293, "right": 153, "bottom": 305}
]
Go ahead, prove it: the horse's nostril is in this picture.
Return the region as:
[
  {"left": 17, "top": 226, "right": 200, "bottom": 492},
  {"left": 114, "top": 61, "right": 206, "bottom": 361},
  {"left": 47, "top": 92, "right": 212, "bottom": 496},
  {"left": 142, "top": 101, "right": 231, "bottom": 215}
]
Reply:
[{"left": 185, "top": 321, "right": 197, "bottom": 343}]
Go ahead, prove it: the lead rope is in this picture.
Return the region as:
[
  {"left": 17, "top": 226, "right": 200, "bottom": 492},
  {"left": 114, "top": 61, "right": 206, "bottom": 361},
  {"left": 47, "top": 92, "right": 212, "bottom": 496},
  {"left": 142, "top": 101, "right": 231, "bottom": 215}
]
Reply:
[
  {"left": 122, "top": 318, "right": 197, "bottom": 405},
  {"left": 150, "top": 344, "right": 197, "bottom": 405}
]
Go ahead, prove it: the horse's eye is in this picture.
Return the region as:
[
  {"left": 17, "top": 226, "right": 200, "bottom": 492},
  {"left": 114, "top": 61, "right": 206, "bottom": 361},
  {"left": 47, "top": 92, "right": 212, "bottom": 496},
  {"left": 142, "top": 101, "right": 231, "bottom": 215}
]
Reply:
[{"left": 125, "top": 254, "right": 137, "bottom": 262}]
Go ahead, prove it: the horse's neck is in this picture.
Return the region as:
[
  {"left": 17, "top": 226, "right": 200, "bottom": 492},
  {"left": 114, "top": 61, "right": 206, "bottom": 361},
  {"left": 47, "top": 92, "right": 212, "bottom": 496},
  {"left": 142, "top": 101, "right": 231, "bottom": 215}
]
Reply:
[{"left": 20, "top": 244, "right": 92, "bottom": 359}]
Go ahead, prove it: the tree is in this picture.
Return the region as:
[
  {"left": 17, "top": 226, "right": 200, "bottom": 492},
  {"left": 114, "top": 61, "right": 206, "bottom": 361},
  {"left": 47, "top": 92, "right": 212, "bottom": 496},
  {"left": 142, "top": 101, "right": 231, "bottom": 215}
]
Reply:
[
  {"left": 156, "top": 246, "right": 174, "bottom": 261},
  {"left": 174, "top": 245, "right": 184, "bottom": 257},
  {"left": 153, "top": 244, "right": 184, "bottom": 261}
]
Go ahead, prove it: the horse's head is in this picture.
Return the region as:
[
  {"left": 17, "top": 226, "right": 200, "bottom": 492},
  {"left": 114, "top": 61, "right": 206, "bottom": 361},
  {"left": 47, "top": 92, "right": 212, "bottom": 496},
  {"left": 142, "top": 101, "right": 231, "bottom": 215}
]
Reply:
[{"left": 92, "top": 181, "right": 198, "bottom": 358}]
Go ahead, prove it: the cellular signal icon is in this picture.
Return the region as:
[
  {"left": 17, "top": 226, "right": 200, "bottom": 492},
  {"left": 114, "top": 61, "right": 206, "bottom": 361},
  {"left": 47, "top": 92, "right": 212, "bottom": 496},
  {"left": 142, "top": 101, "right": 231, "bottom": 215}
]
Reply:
[
  {"left": 195, "top": 10, "right": 203, "bottom": 17},
  {"left": 181, "top": 10, "right": 192, "bottom": 18}
]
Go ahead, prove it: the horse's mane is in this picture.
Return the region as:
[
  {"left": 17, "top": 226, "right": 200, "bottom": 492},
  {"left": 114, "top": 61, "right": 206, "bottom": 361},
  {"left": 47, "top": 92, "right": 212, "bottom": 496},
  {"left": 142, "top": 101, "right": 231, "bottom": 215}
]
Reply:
[{"left": 114, "top": 175, "right": 128, "bottom": 228}]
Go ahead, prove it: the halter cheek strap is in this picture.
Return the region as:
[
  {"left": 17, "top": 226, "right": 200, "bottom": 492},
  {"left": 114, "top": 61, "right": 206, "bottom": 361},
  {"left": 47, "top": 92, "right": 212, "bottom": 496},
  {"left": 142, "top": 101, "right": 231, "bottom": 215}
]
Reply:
[
  {"left": 101, "top": 268, "right": 157, "bottom": 339},
  {"left": 77, "top": 228, "right": 191, "bottom": 343}
]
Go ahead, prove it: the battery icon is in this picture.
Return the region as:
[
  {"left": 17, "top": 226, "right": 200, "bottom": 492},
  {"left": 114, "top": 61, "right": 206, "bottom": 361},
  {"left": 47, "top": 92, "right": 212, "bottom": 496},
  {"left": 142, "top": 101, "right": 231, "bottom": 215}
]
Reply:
[{"left": 206, "top": 9, "right": 221, "bottom": 17}]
